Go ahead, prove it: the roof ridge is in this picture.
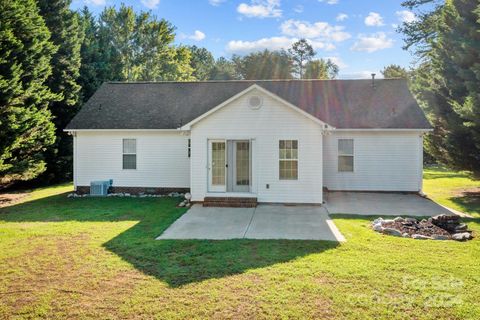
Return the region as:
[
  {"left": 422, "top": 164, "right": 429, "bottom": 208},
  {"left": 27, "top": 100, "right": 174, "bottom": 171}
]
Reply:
[{"left": 106, "top": 78, "right": 404, "bottom": 84}]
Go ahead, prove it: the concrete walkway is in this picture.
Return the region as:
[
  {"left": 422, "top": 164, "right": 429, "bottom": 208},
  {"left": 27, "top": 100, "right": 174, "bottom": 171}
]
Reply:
[
  {"left": 157, "top": 204, "right": 345, "bottom": 241},
  {"left": 325, "top": 192, "right": 467, "bottom": 216}
]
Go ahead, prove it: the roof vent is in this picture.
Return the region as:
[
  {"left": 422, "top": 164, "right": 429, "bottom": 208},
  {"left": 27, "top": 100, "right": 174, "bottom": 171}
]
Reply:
[
  {"left": 371, "top": 73, "right": 376, "bottom": 88},
  {"left": 248, "top": 95, "right": 262, "bottom": 110}
]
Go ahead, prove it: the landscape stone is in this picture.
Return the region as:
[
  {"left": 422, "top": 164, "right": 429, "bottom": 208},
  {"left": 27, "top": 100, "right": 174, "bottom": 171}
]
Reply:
[
  {"left": 412, "top": 234, "right": 432, "bottom": 240},
  {"left": 382, "top": 228, "right": 402, "bottom": 237}
]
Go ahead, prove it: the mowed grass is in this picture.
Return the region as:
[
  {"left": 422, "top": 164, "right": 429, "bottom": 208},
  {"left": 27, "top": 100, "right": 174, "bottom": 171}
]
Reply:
[{"left": 0, "top": 167, "right": 478, "bottom": 319}]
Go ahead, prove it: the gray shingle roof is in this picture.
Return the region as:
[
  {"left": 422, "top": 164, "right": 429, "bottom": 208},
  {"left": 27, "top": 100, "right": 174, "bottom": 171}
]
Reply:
[{"left": 66, "top": 79, "right": 431, "bottom": 130}]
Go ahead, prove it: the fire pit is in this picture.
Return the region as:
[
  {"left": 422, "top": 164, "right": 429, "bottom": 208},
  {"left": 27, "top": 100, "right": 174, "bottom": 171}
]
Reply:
[{"left": 372, "top": 214, "right": 473, "bottom": 241}]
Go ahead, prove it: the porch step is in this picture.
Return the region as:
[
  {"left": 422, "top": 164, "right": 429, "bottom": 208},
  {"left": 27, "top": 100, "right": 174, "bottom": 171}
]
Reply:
[{"left": 203, "top": 197, "right": 257, "bottom": 208}]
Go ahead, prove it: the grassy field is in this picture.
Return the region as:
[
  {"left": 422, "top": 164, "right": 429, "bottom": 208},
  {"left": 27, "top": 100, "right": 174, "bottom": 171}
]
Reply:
[{"left": 0, "top": 167, "right": 478, "bottom": 319}]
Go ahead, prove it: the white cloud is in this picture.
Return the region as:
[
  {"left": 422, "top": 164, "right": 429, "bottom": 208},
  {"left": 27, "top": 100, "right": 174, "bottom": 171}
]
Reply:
[
  {"left": 141, "top": 0, "right": 160, "bottom": 9},
  {"left": 84, "top": 0, "right": 106, "bottom": 5},
  {"left": 180, "top": 30, "right": 206, "bottom": 41},
  {"left": 209, "top": 0, "right": 225, "bottom": 5},
  {"left": 396, "top": 10, "right": 417, "bottom": 23},
  {"left": 351, "top": 32, "right": 394, "bottom": 53},
  {"left": 294, "top": 5, "right": 304, "bottom": 13},
  {"left": 336, "top": 13, "right": 348, "bottom": 21},
  {"left": 226, "top": 36, "right": 333, "bottom": 54},
  {"left": 318, "top": 0, "right": 339, "bottom": 4},
  {"left": 364, "top": 12, "right": 384, "bottom": 26},
  {"left": 280, "top": 19, "right": 351, "bottom": 42},
  {"left": 237, "top": 0, "right": 282, "bottom": 18},
  {"left": 325, "top": 56, "right": 347, "bottom": 69}
]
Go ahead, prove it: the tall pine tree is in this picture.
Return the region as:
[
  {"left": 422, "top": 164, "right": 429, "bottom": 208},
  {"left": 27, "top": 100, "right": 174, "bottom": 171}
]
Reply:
[
  {"left": 0, "top": 0, "right": 57, "bottom": 186},
  {"left": 37, "top": 0, "right": 84, "bottom": 182},
  {"left": 401, "top": 0, "right": 480, "bottom": 174}
]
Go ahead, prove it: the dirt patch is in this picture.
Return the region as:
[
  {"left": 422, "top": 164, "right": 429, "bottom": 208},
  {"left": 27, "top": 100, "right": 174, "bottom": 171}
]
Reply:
[
  {"left": 453, "top": 187, "right": 480, "bottom": 198},
  {"left": 0, "top": 192, "right": 29, "bottom": 208}
]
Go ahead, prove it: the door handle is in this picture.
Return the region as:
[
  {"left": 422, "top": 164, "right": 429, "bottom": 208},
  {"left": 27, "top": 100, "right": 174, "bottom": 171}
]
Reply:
[{"left": 226, "top": 164, "right": 228, "bottom": 168}]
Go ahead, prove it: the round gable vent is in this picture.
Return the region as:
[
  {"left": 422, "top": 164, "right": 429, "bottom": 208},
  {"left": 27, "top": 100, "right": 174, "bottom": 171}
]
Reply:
[{"left": 248, "top": 95, "right": 262, "bottom": 109}]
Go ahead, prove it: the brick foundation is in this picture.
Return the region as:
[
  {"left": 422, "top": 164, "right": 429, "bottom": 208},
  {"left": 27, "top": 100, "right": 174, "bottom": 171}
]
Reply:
[{"left": 76, "top": 186, "right": 190, "bottom": 195}]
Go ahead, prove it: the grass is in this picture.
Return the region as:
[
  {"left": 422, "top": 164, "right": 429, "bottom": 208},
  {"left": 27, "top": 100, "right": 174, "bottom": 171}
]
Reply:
[
  {"left": 0, "top": 167, "right": 478, "bottom": 319},
  {"left": 423, "top": 166, "right": 480, "bottom": 217}
]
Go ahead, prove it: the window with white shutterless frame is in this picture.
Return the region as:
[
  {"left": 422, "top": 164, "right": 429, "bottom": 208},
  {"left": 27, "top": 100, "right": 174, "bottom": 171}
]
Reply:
[
  {"left": 338, "top": 139, "right": 354, "bottom": 172},
  {"left": 122, "top": 138, "right": 136, "bottom": 170}
]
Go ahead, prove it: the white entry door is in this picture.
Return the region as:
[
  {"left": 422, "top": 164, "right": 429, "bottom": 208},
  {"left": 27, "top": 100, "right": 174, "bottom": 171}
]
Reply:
[{"left": 208, "top": 140, "right": 226, "bottom": 192}]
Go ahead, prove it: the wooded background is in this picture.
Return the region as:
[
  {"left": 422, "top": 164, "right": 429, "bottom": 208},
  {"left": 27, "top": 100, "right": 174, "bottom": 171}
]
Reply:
[{"left": 0, "top": 0, "right": 478, "bottom": 189}]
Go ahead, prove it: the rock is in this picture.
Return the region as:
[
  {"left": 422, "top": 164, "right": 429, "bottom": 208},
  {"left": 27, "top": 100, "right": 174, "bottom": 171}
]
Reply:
[
  {"left": 405, "top": 217, "right": 417, "bottom": 223},
  {"left": 432, "top": 234, "right": 450, "bottom": 240},
  {"left": 402, "top": 233, "right": 410, "bottom": 238},
  {"left": 373, "top": 223, "right": 384, "bottom": 232},
  {"left": 454, "top": 223, "right": 468, "bottom": 232},
  {"left": 382, "top": 228, "right": 402, "bottom": 237},
  {"left": 124, "top": 193, "right": 130, "bottom": 197},
  {"left": 382, "top": 219, "right": 395, "bottom": 224},
  {"left": 178, "top": 201, "right": 186, "bottom": 207},
  {"left": 393, "top": 217, "right": 405, "bottom": 223},
  {"left": 452, "top": 232, "right": 472, "bottom": 241},
  {"left": 184, "top": 193, "right": 192, "bottom": 201},
  {"left": 186, "top": 202, "right": 191, "bottom": 208},
  {"left": 412, "top": 234, "right": 432, "bottom": 240}
]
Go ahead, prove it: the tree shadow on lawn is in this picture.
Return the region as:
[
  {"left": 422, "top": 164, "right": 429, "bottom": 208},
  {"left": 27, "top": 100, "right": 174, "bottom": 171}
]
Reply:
[{"left": 0, "top": 193, "right": 339, "bottom": 287}]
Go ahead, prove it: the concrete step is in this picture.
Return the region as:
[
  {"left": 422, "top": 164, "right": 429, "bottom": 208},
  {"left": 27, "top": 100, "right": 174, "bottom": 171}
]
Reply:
[{"left": 203, "top": 197, "right": 257, "bottom": 208}]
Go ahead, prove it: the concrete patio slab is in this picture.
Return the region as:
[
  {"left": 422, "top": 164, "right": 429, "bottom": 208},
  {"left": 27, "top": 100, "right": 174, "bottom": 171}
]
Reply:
[
  {"left": 245, "top": 205, "right": 344, "bottom": 241},
  {"left": 157, "top": 204, "right": 345, "bottom": 241},
  {"left": 157, "top": 205, "right": 255, "bottom": 240},
  {"left": 325, "top": 192, "right": 466, "bottom": 217}
]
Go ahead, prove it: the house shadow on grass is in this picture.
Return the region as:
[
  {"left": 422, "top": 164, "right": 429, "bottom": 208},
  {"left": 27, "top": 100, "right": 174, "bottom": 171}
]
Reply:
[{"left": 0, "top": 193, "right": 339, "bottom": 287}]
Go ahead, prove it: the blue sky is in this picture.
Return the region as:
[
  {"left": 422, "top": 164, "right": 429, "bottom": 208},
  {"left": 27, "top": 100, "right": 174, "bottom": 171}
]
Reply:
[{"left": 71, "top": 0, "right": 419, "bottom": 79}]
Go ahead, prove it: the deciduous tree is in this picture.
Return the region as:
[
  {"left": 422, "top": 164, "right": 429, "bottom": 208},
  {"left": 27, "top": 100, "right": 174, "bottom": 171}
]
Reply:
[
  {"left": 304, "top": 59, "right": 339, "bottom": 79},
  {"left": 232, "top": 50, "right": 293, "bottom": 80}
]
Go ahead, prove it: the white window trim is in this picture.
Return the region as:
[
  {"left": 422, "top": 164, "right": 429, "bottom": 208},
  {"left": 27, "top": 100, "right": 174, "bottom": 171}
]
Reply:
[
  {"left": 338, "top": 138, "right": 354, "bottom": 173},
  {"left": 122, "top": 138, "right": 137, "bottom": 170},
  {"left": 279, "top": 140, "right": 299, "bottom": 181}
]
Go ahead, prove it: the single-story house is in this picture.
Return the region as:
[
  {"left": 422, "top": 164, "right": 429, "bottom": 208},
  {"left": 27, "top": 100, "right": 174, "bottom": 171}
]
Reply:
[{"left": 65, "top": 79, "right": 432, "bottom": 205}]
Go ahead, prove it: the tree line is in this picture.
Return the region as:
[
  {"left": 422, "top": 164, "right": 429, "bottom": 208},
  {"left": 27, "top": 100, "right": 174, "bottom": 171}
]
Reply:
[
  {"left": 1, "top": 0, "right": 478, "bottom": 188},
  {"left": 397, "top": 0, "right": 479, "bottom": 175},
  {"left": 0, "top": 1, "right": 338, "bottom": 188}
]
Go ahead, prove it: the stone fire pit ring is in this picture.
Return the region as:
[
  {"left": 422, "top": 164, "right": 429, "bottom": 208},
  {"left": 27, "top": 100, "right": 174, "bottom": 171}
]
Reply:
[{"left": 372, "top": 214, "right": 473, "bottom": 241}]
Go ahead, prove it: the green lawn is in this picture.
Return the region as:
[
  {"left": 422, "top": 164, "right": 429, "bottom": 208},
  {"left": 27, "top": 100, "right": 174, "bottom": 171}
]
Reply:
[{"left": 0, "top": 167, "right": 478, "bottom": 319}]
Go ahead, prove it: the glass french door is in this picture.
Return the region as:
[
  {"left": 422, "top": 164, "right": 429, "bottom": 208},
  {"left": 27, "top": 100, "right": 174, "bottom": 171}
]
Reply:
[
  {"left": 208, "top": 140, "right": 251, "bottom": 193},
  {"left": 208, "top": 140, "right": 226, "bottom": 192},
  {"left": 230, "top": 140, "right": 250, "bottom": 192}
]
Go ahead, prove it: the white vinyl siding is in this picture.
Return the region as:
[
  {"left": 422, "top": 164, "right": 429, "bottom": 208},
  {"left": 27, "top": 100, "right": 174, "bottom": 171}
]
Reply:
[
  {"left": 75, "top": 131, "right": 190, "bottom": 188},
  {"left": 323, "top": 131, "right": 423, "bottom": 192},
  {"left": 190, "top": 88, "right": 324, "bottom": 204}
]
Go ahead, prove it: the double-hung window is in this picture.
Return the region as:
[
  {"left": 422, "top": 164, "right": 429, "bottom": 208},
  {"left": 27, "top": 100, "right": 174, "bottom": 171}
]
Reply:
[
  {"left": 123, "top": 139, "right": 136, "bottom": 170},
  {"left": 279, "top": 140, "right": 298, "bottom": 180},
  {"left": 338, "top": 139, "right": 354, "bottom": 172}
]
